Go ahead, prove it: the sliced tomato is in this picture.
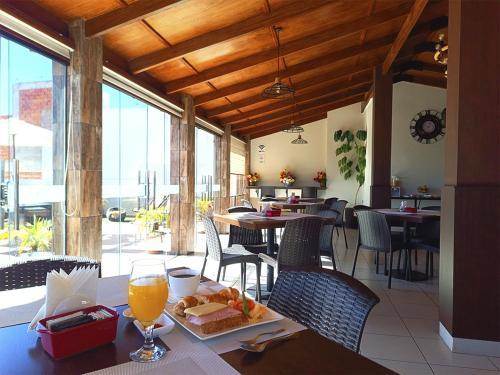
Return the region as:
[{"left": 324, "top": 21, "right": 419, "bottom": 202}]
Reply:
[{"left": 232, "top": 299, "right": 255, "bottom": 312}]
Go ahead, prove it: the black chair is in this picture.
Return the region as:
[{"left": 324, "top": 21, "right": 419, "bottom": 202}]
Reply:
[
  {"left": 353, "top": 204, "right": 372, "bottom": 211},
  {"left": 260, "top": 186, "right": 276, "bottom": 198},
  {"left": 331, "top": 199, "right": 348, "bottom": 248},
  {"left": 317, "top": 209, "right": 341, "bottom": 270},
  {"left": 412, "top": 207, "right": 440, "bottom": 278},
  {"left": 301, "top": 187, "right": 318, "bottom": 199},
  {"left": 200, "top": 215, "right": 261, "bottom": 301},
  {"left": 304, "top": 203, "right": 328, "bottom": 215},
  {"left": 352, "top": 210, "right": 406, "bottom": 288},
  {"left": 268, "top": 267, "right": 380, "bottom": 352},
  {"left": 0, "top": 256, "right": 101, "bottom": 291},
  {"left": 324, "top": 197, "right": 338, "bottom": 208},
  {"left": 259, "top": 217, "right": 323, "bottom": 273}
]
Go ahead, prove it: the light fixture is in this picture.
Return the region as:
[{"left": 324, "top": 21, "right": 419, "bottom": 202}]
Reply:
[
  {"left": 291, "top": 133, "right": 308, "bottom": 144},
  {"left": 282, "top": 95, "right": 303, "bottom": 133},
  {"left": 261, "top": 26, "right": 295, "bottom": 99},
  {"left": 434, "top": 33, "right": 448, "bottom": 77}
]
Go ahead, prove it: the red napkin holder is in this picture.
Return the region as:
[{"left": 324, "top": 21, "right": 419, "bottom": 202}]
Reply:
[
  {"left": 404, "top": 207, "right": 417, "bottom": 213},
  {"left": 37, "top": 305, "right": 118, "bottom": 360},
  {"left": 265, "top": 208, "right": 281, "bottom": 217}
]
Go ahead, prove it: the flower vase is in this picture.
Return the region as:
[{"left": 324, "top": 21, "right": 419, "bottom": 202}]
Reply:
[
  {"left": 320, "top": 180, "right": 327, "bottom": 189},
  {"left": 249, "top": 181, "right": 256, "bottom": 186}
]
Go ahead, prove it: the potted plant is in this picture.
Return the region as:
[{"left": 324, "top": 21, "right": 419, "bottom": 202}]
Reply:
[
  {"left": 16, "top": 216, "right": 53, "bottom": 254},
  {"left": 106, "top": 207, "right": 126, "bottom": 222},
  {"left": 246, "top": 172, "right": 260, "bottom": 186},
  {"left": 314, "top": 171, "right": 327, "bottom": 189},
  {"left": 279, "top": 169, "right": 295, "bottom": 187},
  {"left": 135, "top": 207, "right": 170, "bottom": 234},
  {"left": 333, "top": 129, "right": 367, "bottom": 228}
]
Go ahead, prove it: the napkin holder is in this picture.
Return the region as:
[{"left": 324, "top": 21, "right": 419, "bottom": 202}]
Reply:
[
  {"left": 37, "top": 305, "right": 118, "bottom": 360},
  {"left": 404, "top": 207, "right": 417, "bottom": 213},
  {"left": 265, "top": 208, "right": 281, "bottom": 217}
]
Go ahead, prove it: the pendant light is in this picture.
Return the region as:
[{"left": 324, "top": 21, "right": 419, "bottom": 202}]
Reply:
[
  {"left": 261, "top": 26, "right": 295, "bottom": 99},
  {"left": 291, "top": 133, "right": 308, "bottom": 144},
  {"left": 283, "top": 95, "right": 303, "bottom": 133}
]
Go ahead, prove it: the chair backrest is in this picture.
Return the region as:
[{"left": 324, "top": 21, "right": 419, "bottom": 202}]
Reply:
[
  {"left": 261, "top": 197, "right": 278, "bottom": 202},
  {"left": 353, "top": 205, "right": 372, "bottom": 211},
  {"left": 317, "top": 209, "right": 340, "bottom": 253},
  {"left": 201, "top": 214, "right": 223, "bottom": 261},
  {"left": 356, "top": 210, "right": 392, "bottom": 252},
  {"left": 0, "top": 256, "right": 101, "bottom": 291},
  {"left": 240, "top": 199, "right": 254, "bottom": 208},
  {"left": 268, "top": 268, "right": 380, "bottom": 352},
  {"left": 227, "top": 207, "right": 264, "bottom": 247},
  {"left": 260, "top": 186, "right": 275, "bottom": 198},
  {"left": 301, "top": 187, "right": 317, "bottom": 199},
  {"left": 331, "top": 199, "right": 348, "bottom": 224},
  {"left": 278, "top": 217, "right": 323, "bottom": 268},
  {"left": 304, "top": 203, "right": 328, "bottom": 215},
  {"left": 324, "top": 197, "right": 338, "bottom": 208},
  {"left": 422, "top": 205, "right": 441, "bottom": 211}
]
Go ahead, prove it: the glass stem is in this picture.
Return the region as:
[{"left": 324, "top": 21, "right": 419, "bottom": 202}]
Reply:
[{"left": 144, "top": 325, "right": 155, "bottom": 350}]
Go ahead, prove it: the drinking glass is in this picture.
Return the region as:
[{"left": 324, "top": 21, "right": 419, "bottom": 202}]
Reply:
[{"left": 128, "top": 259, "right": 168, "bottom": 362}]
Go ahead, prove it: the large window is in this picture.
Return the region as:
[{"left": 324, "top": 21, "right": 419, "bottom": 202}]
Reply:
[
  {"left": 102, "top": 84, "right": 177, "bottom": 276},
  {"left": 0, "top": 35, "right": 66, "bottom": 263}
]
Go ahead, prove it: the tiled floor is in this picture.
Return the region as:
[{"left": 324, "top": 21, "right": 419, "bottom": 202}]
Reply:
[{"left": 166, "top": 227, "right": 500, "bottom": 375}]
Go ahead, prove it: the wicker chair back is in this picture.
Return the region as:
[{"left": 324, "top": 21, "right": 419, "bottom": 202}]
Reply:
[
  {"left": 201, "top": 214, "right": 223, "bottom": 261},
  {"left": 278, "top": 217, "right": 322, "bottom": 268},
  {"left": 356, "top": 210, "right": 392, "bottom": 252}
]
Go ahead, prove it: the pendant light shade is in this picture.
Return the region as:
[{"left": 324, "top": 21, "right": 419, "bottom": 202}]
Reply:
[
  {"left": 261, "top": 26, "right": 295, "bottom": 99},
  {"left": 283, "top": 124, "right": 304, "bottom": 133},
  {"left": 291, "top": 134, "right": 308, "bottom": 144}
]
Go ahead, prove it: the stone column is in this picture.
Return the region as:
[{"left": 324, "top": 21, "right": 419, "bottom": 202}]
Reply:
[
  {"left": 439, "top": 0, "right": 500, "bottom": 354},
  {"left": 169, "top": 115, "right": 181, "bottom": 254},
  {"left": 170, "top": 95, "right": 195, "bottom": 254},
  {"left": 370, "top": 65, "right": 393, "bottom": 208},
  {"left": 66, "top": 19, "right": 102, "bottom": 260},
  {"left": 218, "top": 125, "right": 231, "bottom": 232},
  {"left": 244, "top": 136, "right": 251, "bottom": 201}
]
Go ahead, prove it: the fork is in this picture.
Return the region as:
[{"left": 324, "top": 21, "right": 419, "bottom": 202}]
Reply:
[
  {"left": 239, "top": 328, "right": 286, "bottom": 345},
  {"left": 240, "top": 332, "right": 299, "bottom": 352}
]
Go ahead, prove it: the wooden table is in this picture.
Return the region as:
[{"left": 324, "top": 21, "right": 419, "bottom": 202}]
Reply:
[
  {"left": 391, "top": 195, "right": 441, "bottom": 209},
  {"left": 213, "top": 212, "right": 331, "bottom": 295},
  {"left": 375, "top": 209, "right": 440, "bottom": 281},
  {"left": 259, "top": 201, "right": 322, "bottom": 212},
  {"left": 0, "top": 304, "right": 393, "bottom": 374}
]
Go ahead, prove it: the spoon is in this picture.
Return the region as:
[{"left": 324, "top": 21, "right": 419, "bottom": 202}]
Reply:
[
  {"left": 239, "top": 328, "right": 286, "bottom": 345},
  {"left": 240, "top": 332, "right": 299, "bottom": 352}
]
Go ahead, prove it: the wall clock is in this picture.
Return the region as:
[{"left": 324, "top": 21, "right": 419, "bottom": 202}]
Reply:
[{"left": 409, "top": 109, "right": 445, "bottom": 144}]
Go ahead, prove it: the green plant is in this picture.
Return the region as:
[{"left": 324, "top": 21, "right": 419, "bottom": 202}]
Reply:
[
  {"left": 16, "top": 216, "right": 52, "bottom": 254},
  {"left": 135, "top": 207, "right": 170, "bottom": 233},
  {"left": 333, "top": 129, "right": 367, "bottom": 204},
  {"left": 196, "top": 199, "right": 213, "bottom": 215}
]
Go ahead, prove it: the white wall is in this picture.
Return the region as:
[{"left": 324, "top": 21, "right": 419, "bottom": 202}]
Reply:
[
  {"left": 391, "top": 82, "right": 446, "bottom": 196},
  {"left": 363, "top": 98, "right": 374, "bottom": 205},
  {"left": 250, "top": 119, "right": 327, "bottom": 185}
]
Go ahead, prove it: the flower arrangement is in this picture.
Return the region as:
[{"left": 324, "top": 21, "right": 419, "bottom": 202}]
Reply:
[
  {"left": 314, "top": 171, "right": 327, "bottom": 188},
  {"left": 246, "top": 172, "right": 260, "bottom": 186},
  {"left": 279, "top": 169, "right": 295, "bottom": 186}
]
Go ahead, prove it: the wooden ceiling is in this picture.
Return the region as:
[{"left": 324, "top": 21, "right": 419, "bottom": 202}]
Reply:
[{"left": 2, "top": 0, "right": 448, "bottom": 139}]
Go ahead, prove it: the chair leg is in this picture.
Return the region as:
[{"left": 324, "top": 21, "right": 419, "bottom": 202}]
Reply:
[
  {"left": 425, "top": 251, "right": 430, "bottom": 279},
  {"left": 222, "top": 266, "right": 227, "bottom": 281},
  {"left": 336, "top": 227, "right": 340, "bottom": 236},
  {"left": 216, "top": 263, "right": 222, "bottom": 282},
  {"left": 351, "top": 243, "right": 361, "bottom": 277},
  {"left": 430, "top": 253, "right": 434, "bottom": 277},
  {"left": 201, "top": 257, "right": 207, "bottom": 277},
  {"left": 384, "top": 252, "right": 388, "bottom": 276},
  {"left": 397, "top": 250, "right": 402, "bottom": 270},
  {"left": 388, "top": 249, "right": 394, "bottom": 289},
  {"left": 376, "top": 251, "right": 379, "bottom": 274},
  {"left": 240, "top": 263, "right": 245, "bottom": 291},
  {"left": 342, "top": 225, "right": 348, "bottom": 249},
  {"left": 331, "top": 249, "right": 337, "bottom": 271},
  {"left": 255, "top": 262, "right": 261, "bottom": 302},
  {"left": 414, "top": 249, "right": 418, "bottom": 265}
]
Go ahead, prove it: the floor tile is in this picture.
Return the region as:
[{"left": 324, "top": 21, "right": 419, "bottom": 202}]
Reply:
[
  {"left": 387, "top": 289, "right": 435, "bottom": 305},
  {"left": 431, "top": 364, "right": 500, "bottom": 375},
  {"left": 393, "top": 302, "right": 438, "bottom": 319},
  {"left": 489, "top": 357, "right": 500, "bottom": 370},
  {"left": 403, "top": 317, "right": 440, "bottom": 339},
  {"left": 416, "top": 338, "right": 497, "bottom": 370},
  {"left": 365, "top": 315, "right": 410, "bottom": 337},
  {"left": 372, "top": 358, "right": 434, "bottom": 375},
  {"left": 361, "top": 334, "right": 426, "bottom": 363},
  {"left": 370, "top": 299, "right": 400, "bottom": 317}
]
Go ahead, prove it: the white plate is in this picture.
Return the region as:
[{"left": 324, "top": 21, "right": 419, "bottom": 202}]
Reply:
[
  {"left": 164, "top": 303, "right": 284, "bottom": 341},
  {"left": 133, "top": 313, "right": 175, "bottom": 338}
]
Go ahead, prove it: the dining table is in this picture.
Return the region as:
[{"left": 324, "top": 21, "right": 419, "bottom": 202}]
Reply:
[
  {"left": 213, "top": 212, "right": 335, "bottom": 298},
  {"left": 375, "top": 208, "right": 441, "bottom": 281},
  {"left": 259, "top": 200, "right": 323, "bottom": 212},
  {"left": 0, "top": 273, "right": 394, "bottom": 375}
]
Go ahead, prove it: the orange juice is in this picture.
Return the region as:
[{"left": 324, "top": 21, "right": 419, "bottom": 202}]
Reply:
[{"left": 128, "top": 276, "right": 168, "bottom": 326}]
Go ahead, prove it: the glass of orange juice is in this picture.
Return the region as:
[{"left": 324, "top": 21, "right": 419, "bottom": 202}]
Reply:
[{"left": 128, "top": 259, "right": 168, "bottom": 362}]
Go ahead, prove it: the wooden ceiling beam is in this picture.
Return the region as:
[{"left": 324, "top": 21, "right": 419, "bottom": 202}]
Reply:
[
  {"left": 129, "top": 0, "right": 331, "bottom": 74},
  {"left": 226, "top": 78, "right": 371, "bottom": 125},
  {"left": 85, "top": 0, "right": 182, "bottom": 38},
  {"left": 245, "top": 94, "right": 365, "bottom": 138},
  {"left": 206, "top": 69, "right": 372, "bottom": 118},
  {"left": 164, "top": 3, "right": 411, "bottom": 93},
  {"left": 194, "top": 34, "right": 393, "bottom": 106},
  {"left": 382, "top": 0, "right": 429, "bottom": 74},
  {"left": 235, "top": 86, "right": 368, "bottom": 133}
]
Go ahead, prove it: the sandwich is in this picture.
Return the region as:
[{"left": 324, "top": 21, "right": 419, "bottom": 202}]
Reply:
[{"left": 184, "top": 303, "right": 247, "bottom": 334}]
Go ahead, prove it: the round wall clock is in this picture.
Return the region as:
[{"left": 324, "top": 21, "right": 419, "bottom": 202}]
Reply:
[{"left": 409, "top": 109, "right": 445, "bottom": 144}]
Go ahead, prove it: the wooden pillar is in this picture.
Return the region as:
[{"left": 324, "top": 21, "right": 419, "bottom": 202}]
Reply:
[
  {"left": 244, "top": 136, "right": 251, "bottom": 201},
  {"left": 439, "top": 0, "right": 500, "bottom": 354},
  {"left": 66, "top": 19, "right": 102, "bottom": 260},
  {"left": 217, "top": 125, "right": 231, "bottom": 232},
  {"left": 170, "top": 95, "right": 195, "bottom": 254},
  {"left": 370, "top": 65, "right": 393, "bottom": 208}
]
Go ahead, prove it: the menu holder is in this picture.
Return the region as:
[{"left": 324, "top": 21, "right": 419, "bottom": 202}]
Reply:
[{"left": 37, "top": 305, "right": 118, "bottom": 360}]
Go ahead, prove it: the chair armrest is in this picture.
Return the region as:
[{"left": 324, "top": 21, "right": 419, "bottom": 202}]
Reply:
[{"left": 258, "top": 253, "right": 278, "bottom": 268}]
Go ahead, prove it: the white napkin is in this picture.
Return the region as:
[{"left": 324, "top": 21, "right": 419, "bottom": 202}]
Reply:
[{"left": 28, "top": 266, "right": 99, "bottom": 331}]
